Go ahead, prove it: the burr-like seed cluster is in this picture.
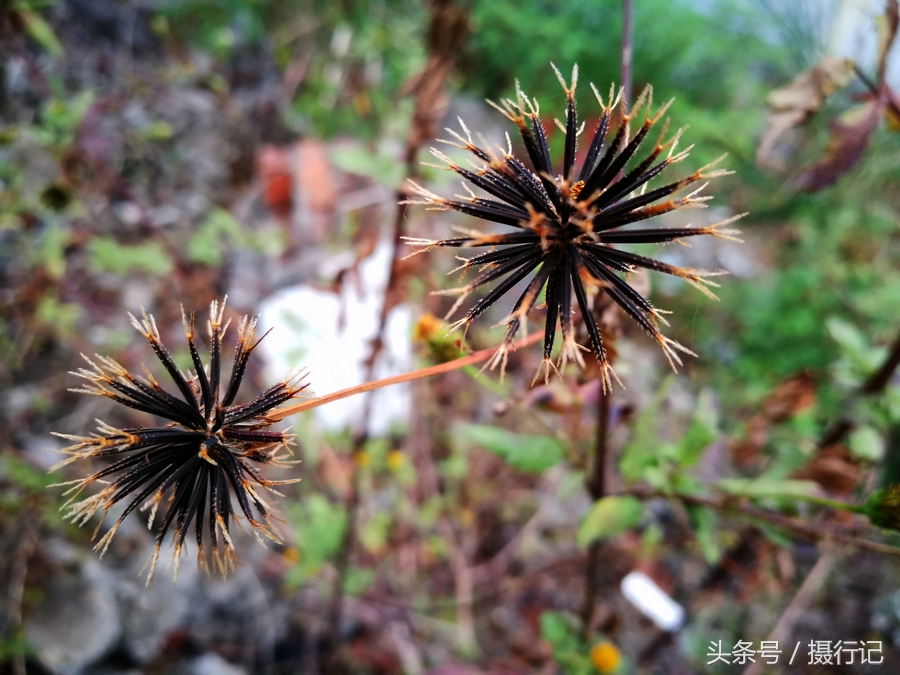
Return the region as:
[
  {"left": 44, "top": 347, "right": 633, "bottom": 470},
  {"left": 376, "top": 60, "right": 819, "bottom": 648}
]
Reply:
[
  {"left": 52, "top": 298, "right": 308, "bottom": 585},
  {"left": 404, "top": 64, "right": 744, "bottom": 389}
]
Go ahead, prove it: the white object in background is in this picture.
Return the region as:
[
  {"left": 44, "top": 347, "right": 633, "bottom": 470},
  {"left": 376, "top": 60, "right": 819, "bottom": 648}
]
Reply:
[
  {"left": 620, "top": 570, "right": 685, "bottom": 631},
  {"left": 258, "top": 240, "right": 411, "bottom": 436}
]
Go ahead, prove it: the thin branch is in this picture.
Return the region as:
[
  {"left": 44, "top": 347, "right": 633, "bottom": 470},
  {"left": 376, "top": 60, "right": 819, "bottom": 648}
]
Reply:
[
  {"left": 620, "top": 0, "right": 633, "bottom": 110},
  {"left": 580, "top": 384, "right": 610, "bottom": 638},
  {"left": 270, "top": 329, "right": 542, "bottom": 421},
  {"left": 853, "top": 64, "right": 900, "bottom": 126},
  {"left": 324, "top": 4, "right": 470, "bottom": 657},
  {"left": 742, "top": 546, "right": 839, "bottom": 675},
  {"left": 324, "top": 467, "right": 360, "bottom": 668},
  {"left": 623, "top": 488, "right": 900, "bottom": 557},
  {"left": 579, "top": 0, "right": 631, "bottom": 634},
  {"left": 861, "top": 329, "right": 900, "bottom": 395},
  {"left": 819, "top": 327, "right": 900, "bottom": 447}
]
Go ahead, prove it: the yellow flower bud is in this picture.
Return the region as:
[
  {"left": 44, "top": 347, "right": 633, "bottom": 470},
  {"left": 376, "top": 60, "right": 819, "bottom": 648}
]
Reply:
[
  {"left": 386, "top": 449, "right": 404, "bottom": 471},
  {"left": 589, "top": 641, "right": 620, "bottom": 673}
]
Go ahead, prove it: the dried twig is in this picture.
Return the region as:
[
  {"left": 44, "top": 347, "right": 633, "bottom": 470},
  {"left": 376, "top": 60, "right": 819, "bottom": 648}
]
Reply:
[
  {"left": 742, "top": 546, "right": 839, "bottom": 675},
  {"left": 623, "top": 489, "right": 900, "bottom": 557},
  {"left": 322, "top": 7, "right": 470, "bottom": 646},
  {"left": 580, "top": 384, "right": 611, "bottom": 638},
  {"left": 270, "top": 329, "right": 542, "bottom": 421},
  {"left": 620, "top": 0, "right": 633, "bottom": 111},
  {"left": 579, "top": 0, "right": 633, "bottom": 639}
]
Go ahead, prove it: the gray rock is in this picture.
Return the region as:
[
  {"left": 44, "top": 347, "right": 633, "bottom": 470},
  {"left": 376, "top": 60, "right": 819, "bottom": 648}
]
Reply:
[
  {"left": 25, "top": 540, "right": 121, "bottom": 674},
  {"left": 185, "top": 566, "right": 277, "bottom": 672},
  {"left": 118, "top": 540, "right": 199, "bottom": 664}
]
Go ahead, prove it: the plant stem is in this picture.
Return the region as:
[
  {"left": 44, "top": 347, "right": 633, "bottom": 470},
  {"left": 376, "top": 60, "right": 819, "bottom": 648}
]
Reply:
[
  {"left": 741, "top": 547, "right": 838, "bottom": 675},
  {"left": 819, "top": 327, "right": 900, "bottom": 447},
  {"left": 325, "top": 462, "right": 361, "bottom": 662},
  {"left": 579, "top": 0, "right": 632, "bottom": 640},
  {"left": 620, "top": 0, "right": 633, "bottom": 110},
  {"left": 321, "top": 4, "right": 470, "bottom": 660},
  {"left": 763, "top": 492, "right": 865, "bottom": 514},
  {"left": 624, "top": 488, "right": 900, "bottom": 557},
  {"left": 308, "top": 333, "right": 537, "bottom": 657},
  {"left": 270, "top": 330, "right": 542, "bottom": 422},
  {"left": 580, "top": 384, "right": 610, "bottom": 639},
  {"left": 588, "top": 386, "right": 610, "bottom": 500}
]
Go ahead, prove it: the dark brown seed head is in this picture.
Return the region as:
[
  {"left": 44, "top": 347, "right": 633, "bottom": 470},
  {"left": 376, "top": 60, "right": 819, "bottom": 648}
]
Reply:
[
  {"left": 404, "top": 64, "right": 744, "bottom": 390},
  {"left": 52, "top": 298, "right": 308, "bottom": 585}
]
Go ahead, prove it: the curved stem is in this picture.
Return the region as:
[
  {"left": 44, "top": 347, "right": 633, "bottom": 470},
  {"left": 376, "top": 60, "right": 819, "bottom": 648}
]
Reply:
[
  {"left": 270, "top": 329, "right": 543, "bottom": 422},
  {"left": 623, "top": 488, "right": 899, "bottom": 557},
  {"left": 770, "top": 492, "right": 865, "bottom": 514}
]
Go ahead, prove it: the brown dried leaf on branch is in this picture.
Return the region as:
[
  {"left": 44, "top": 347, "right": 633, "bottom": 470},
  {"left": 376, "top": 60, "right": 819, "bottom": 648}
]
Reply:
[
  {"left": 760, "top": 0, "right": 899, "bottom": 190},
  {"left": 794, "top": 102, "right": 882, "bottom": 191},
  {"left": 400, "top": 0, "right": 470, "bottom": 152},
  {"left": 756, "top": 56, "right": 855, "bottom": 171},
  {"left": 795, "top": 0, "right": 899, "bottom": 191},
  {"left": 792, "top": 444, "right": 861, "bottom": 497},
  {"left": 731, "top": 372, "right": 816, "bottom": 467}
]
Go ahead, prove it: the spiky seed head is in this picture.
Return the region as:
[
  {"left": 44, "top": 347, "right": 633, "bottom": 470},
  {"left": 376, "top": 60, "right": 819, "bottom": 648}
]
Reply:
[
  {"left": 403, "top": 65, "right": 745, "bottom": 389},
  {"left": 51, "top": 298, "right": 309, "bottom": 585}
]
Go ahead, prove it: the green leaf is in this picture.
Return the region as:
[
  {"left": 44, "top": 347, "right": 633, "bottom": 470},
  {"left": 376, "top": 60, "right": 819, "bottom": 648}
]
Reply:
[
  {"left": 438, "top": 449, "right": 469, "bottom": 479},
  {"left": 285, "top": 495, "right": 347, "bottom": 585},
  {"left": 619, "top": 377, "right": 672, "bottom": 482},
  {"left": 675, "top": 389, "right": 718, "bottom": 468},
  {"left": 358, "top": 511, "right": 392, "bottom": 554},
  {"left": 186, "top": 208, "right": 245, "bottom": 266},
  {"left": 36, "top": 91, "right": 94, "bottom": 148},
  {"left": 848, "top": 425, "right": 885, "bottom": 461},
  {"left": 87, "top": 237, "right": 173, "bottom": 276},
  {"left": 35, "top": 296, "right": 79, "bottom": 335},
  {"left": 686, "top": 505, "right": 721, "bottom": 564},
  {"left": 826, "top": 316, "right": 868, "bottom": 356},
  {"left": 539, "top": 611, "right": 580, "bottom": 653},
  {"left": 142, "top": 121, "right": 174, "bottom": 141},
  {"left": 756, "top": 522, "right": 794, "bottom": 549},
  {"left": 343, "top": 566, "right": 375, "bottom": 595},
  {"left": 38, "top": 224, "right": 67, "bottom": 279},
  {"left": 462, "top": 424, "right": 563, "bottom": 473},
  {"left": 716, "top": 478, "right": 820, "bottom": 498},
  {"left": 1, "top": 457, "right": 55, "bottom": 493},
  {"left": 19, "top": 8, "right": 63, "bottom": 58},
  {"left": 576, "top": 496, "right": 643, "bottom": 548},
  {"left": 330, "top": 145, "right": 405, "bottom": 187},
  {"left": 863, "top": 486, "right": 900, "bottom": 530}
]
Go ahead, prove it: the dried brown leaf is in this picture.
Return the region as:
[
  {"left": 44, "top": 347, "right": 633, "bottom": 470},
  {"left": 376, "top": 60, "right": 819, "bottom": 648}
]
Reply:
[
  {"left": 795, "top": 101, "right": 881, "bottom": 192},
  {"left": 731, "top": 372, "right": 816, "bottom": 467},
  {"left": 757, "top": 56, "right": 855, "bottom": 170},
  {"left": 792, "top": 444, "right": 861, "bottom": 496}
]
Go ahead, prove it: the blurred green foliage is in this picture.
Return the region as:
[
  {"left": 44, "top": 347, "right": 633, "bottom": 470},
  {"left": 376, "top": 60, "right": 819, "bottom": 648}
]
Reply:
[
  {"left": 462, "top": 0, "right": 788, "bottom": 108},
  {"left": 159, "top": 0, "right": 427, "bottom": 138},
  {"left": 462, "top": 423, "right": 564, "bottom": 473},
  {"left": 577, "top": 496, "right": 643, "bottom": 549},
  {"left": 285, "top": 494, "right": 347, "bottom": 586},
  {"left": 540, "top": 610, "right": 627, "bottom": 674}
]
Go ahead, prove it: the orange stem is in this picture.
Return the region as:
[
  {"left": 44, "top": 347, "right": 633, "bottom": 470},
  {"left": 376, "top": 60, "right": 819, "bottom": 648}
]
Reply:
[{"left": 270, "top": 330, "right": 543, "bottom": 421}]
